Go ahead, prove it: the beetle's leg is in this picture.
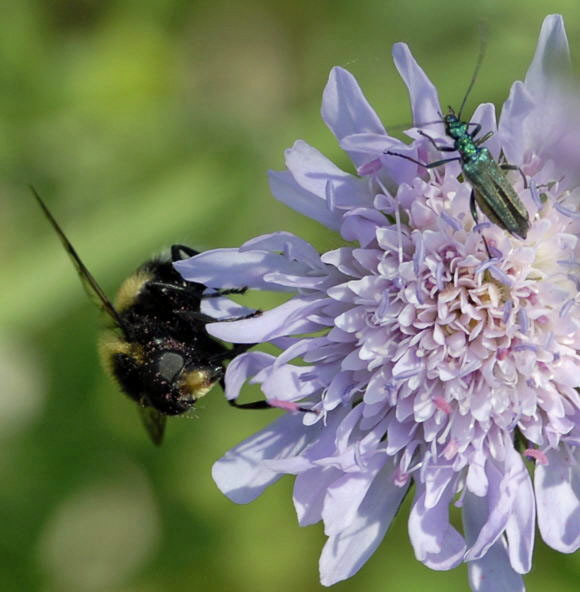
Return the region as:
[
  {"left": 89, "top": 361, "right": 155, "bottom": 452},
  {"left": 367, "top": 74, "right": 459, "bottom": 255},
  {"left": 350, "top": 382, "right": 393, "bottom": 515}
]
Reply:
[
  {"left": 417, "top": 130, "right": 456, "bottom": 152},
  {"left": 385, "top": 150, "right": 461, "bottom": 169},
  {"left": 473, "top": 130, "right": 494, "bottom": 145},
  {"left": 468, "top": 122, "right": 482, "bottom": 139},
  {"left": 500, "top": 163, "right": 527, "bottom": 189},
  {"left": 470, "top": 189, "right": 493, "bottom": 259}
]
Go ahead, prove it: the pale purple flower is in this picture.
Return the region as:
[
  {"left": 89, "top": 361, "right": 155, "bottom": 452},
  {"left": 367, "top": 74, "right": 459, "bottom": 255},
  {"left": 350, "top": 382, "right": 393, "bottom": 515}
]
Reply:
[{"left": 176, "top": 14, "right": 579, "bottom": 592}]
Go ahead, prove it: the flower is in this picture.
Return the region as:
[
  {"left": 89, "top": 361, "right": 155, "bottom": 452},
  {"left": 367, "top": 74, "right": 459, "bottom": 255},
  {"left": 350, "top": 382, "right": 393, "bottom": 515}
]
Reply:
[{"left": 175, "top": 14, "right": 579, "bottom": 592}]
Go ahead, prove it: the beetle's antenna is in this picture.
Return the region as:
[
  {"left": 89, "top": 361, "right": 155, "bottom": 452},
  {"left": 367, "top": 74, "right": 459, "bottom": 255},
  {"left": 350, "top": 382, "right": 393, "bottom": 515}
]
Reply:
[{"left": 458, "top": 21, "right": 488, "bottom": 119}]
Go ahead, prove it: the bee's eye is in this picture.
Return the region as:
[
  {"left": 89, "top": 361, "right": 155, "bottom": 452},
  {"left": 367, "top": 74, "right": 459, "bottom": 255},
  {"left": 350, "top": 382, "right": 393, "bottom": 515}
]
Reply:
[{"left": 158, "top": 352, "right": 184, "bottom": 382}]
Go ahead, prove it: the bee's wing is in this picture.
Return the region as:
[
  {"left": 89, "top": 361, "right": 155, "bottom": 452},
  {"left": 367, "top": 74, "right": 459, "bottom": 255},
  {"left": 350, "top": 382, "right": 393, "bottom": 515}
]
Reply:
[
  {"left": 138, "top": 405, "right": 166, "bottom": 446},
  {"left": 31, "top": 186, "right": 126, "bottom": 329}
]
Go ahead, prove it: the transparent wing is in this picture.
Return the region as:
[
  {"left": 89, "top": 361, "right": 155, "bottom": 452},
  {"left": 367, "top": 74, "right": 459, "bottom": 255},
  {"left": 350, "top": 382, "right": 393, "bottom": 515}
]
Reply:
[
  {"left": 138, "top": 405, "right": 166, "bottom": 446},
  {"left": 31, "top": 186, "right": 126, "bottom": 329}
]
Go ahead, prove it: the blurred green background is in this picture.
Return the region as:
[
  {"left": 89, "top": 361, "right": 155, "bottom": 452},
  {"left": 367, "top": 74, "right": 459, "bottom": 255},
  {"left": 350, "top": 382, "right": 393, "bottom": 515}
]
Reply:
[{"left": 1, "top": 1, "right": 579, "bottom": 591}]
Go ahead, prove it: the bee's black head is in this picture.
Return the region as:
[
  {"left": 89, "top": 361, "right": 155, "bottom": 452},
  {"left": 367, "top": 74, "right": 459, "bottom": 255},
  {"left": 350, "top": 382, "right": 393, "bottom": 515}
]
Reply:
[
  {"left": 145, "top": 346, "right": 225, "bottom": 416},
  {"left": 102, "top": 335, "right": 225, "bottom": 417}
]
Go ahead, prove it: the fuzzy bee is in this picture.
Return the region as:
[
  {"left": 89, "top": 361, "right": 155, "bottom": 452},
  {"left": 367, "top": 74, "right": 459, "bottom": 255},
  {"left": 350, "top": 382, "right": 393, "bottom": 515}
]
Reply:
[{"left": 32, "top": 188, "right": 270, "bottom": 444}]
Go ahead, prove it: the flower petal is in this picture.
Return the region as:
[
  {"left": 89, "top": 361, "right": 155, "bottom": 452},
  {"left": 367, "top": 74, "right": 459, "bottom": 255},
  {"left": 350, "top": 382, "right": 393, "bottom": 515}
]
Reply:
[
  {"left": 464, "top": 448, "right": 529, "bottom": 561},
  {"left": 322, "top": 67, "right": 386, "bottom": 149},
  {"left": 293, "top": 467, "right": 343, "bottom": 526},
  {"left": 284, "top": 140, "right": 361, "bottom": 206},
  {"left": 525, "top": 14, "right": 570, "bottom": 101},
  {"left": 242, "top": 231, "right": 323, "bottom": 269},
  {"left": 319, "top": 460, "right": 409, "bottom": 585},
  {"left": 536, "top": 446, "right": 580, "bottom": 552},
  {"left": 408, "top": 475, "right": 466, "bottom": 570},
  {"left": 199, "top": 294, "right": 256, "bottom": 320},
  {"left": 392, "top": 42, "right": 442, "bottom": 127},
  {"left": 321, "top": 455, "right": 386, "bottom": 536},
  {"left": 505, "top": 456, "right": 536, "bottom": 574},
  {"left": 341, "top": 207, "right": 389, "bottom": 247},
  {"left": 467, "top": 541, "right": 525, "bottom": 592},
  {"left": 174, "top": 245, "right": 301, "bottom": 292},
  {"left": 268, "top": 169, "right": 343, "bottom": 230},
  {"left": 208, "top": 296, "right": 328, "bottom": 342},
  {"left": 224, "top": 351, "right": 274, "bottom": 400},
  {"left": 470, "top": 103, "right": 499, "bottom": 159},
  {"left": 463, "top": 492, "right": 525, "bottom": 592},
  {"left": 340, "top": 132, "right": 398, "bottom": 165},
  {"left": 497, "top": 81, "right": 535, "bottom": 166},
  {"left": 260, "top": 362, "right": 321, "bottom": 401},
  {"left": 212, "top": 414, "right": 312, "bottom": 504}
]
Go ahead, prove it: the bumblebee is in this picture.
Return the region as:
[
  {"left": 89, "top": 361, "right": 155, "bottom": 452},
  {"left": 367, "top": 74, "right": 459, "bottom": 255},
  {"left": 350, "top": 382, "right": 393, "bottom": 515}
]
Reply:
[{"left": 32, "top": 188, "right": 271, "bottom": 444}]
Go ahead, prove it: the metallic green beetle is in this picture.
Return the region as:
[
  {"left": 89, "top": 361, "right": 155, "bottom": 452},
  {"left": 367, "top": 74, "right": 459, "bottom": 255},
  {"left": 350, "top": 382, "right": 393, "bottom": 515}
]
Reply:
[{"left": 386, "top": 45, "right": 530, "bottom": 245}]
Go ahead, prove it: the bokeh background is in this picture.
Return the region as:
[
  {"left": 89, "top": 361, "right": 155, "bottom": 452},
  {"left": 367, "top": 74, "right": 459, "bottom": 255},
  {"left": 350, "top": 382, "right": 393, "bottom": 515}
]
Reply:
[{"left": 1, "top": 1, "right": 579, "bottom": 591}]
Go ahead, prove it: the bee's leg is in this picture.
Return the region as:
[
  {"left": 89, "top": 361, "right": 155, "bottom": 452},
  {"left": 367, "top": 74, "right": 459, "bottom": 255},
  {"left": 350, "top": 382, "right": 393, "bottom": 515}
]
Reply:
[
  {"left": 219, "top": 377, "right": 314, "bottom": 413},
  {"left": 201, "top": 287, "right": 248, "bottom": 298},
  {"left": 170, "top": 244, "right": 199, "bottom": 261},
  {"left": 176, "top": 308, "right": 261, "bottom": 325},
  {"left": 228, "top": 397, "right": 314, "bottom": 413},
  {"left": 218, "top": 310, "right": 261, "bottom": 322},
  {"left": 175, "top": 309, "right": 219, "bottom": 324},
  {"left": 148, "top": 282, "right": 248, "bottom": 303},
  {"left": 228, "top": 398, "right": 274, "bottom": 410},
  {"left": 228, "top": 343, "right": 255, "bottom": 356}
]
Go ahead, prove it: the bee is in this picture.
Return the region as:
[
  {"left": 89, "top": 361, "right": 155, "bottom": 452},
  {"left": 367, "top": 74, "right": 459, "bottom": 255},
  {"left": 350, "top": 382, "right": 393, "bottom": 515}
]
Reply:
[{"left": 32, "top": 187, "right": 271, "bottom": 445}]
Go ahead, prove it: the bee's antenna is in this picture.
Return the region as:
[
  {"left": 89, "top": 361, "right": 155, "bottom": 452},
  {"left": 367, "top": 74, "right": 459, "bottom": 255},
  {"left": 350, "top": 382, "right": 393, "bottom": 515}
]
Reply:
[{"left": 458, "top": 20, "right": 488, "bottom": 119}]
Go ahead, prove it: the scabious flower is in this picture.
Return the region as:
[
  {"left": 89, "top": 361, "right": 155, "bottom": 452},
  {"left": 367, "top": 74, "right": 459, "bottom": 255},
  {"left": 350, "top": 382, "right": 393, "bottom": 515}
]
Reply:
[{"left": 176, "top": 14, "right": 579, "bottom": 592}]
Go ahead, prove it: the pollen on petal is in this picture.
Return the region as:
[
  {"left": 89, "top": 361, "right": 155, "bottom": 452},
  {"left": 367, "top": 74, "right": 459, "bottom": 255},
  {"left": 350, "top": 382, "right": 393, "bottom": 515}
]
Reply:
[{"left": 524, "top": 448, "right": 548, "bottom": 465}]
